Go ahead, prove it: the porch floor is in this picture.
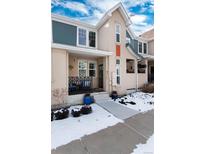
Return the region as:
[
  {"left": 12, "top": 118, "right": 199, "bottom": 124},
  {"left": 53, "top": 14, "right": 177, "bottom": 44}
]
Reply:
[{"left": 69, "top": 88, "right": 104, "bottom": 95}]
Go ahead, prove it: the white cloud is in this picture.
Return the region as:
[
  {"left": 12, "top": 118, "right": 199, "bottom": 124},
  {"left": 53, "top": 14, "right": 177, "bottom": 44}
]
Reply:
[
  {"left": 64, "top": 1, "right": 89, "bottom": 15},
  {"left": 123, "top": 0, "right": 153, "bottom": 8},
  {"left": 52, "top": 0, "right": 89, "bottom": 15},
  {"left": 86, "top": 0, "right": 120, "bottom": 12},
  {"left": 51, "top": 0, "right": 153, "bottom": 35},
  {"left": 130, "top": 24, "right": 153, "bottom": 36},
  {"left": 131, "top": 14, "right": 147, "bottom": 24}
]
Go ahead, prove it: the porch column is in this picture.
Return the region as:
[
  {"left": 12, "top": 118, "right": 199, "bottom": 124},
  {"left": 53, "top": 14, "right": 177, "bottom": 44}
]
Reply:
[
  {"left": 103, "top": 56, "right": 110, "bottom": 93},
  {"left": 51, "top": 48, "right": 69, "bottom": 105}
]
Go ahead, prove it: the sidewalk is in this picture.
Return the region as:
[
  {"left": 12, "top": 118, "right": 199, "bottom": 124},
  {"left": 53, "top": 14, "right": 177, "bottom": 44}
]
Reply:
[
  {"left": 51, "top": 110, "right": 154, "bottom": 154},
  {"left": 96, "top": 100, "right": 139, "bottom": 120}
]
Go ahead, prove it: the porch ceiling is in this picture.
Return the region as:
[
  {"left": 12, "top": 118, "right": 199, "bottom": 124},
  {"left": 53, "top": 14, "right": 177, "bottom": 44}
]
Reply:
[{"left": 52, "top": 43, "right": 112, "bottom": 57}]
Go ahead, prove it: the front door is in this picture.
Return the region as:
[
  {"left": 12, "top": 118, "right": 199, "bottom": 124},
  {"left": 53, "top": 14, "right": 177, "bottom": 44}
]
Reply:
[
  {"left": 98, "top": 64, "right": 103, "bottom": 88},
  {"left": 150, "top": 66, "right": 154, "bottom": 82}
]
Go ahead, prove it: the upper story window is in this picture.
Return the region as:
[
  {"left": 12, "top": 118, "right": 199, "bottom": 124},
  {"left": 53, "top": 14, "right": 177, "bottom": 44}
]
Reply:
[
  {"left": 77, "top": 27, "right": 96, "bottom": 48},
  {"left": 78, "top": 28, "right": 87, "bottom": 46},
  {"left": 89, "top": 31, "right": 96, "bottom": 47},
  {"left": 139, "top": 42, "right": 142, "bottom": 53},
  {"left": 143, "top": 43, "right": 147, "bottom": 54},
  {"left": 138, "top": 42, "right": 148, "bottom": 54},
  {"left": 115, "top": 24, "right": 121, "bottom": 43}
]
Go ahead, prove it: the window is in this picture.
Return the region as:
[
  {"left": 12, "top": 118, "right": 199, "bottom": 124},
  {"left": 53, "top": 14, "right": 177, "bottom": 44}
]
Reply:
[
  {"left": 78, "top": 28, "right": 87, "bottom": 46},
  {"left": 139, "top": 42, "right": 142, "bottom": 53},
  {"left": 143, "top": 43, "right": 147, "bottom": 54},
  {"left": 115, "top": 24, "right": 120, "bottom": 43},
  {"left": 89, "top": 62, "right": 96, "bottom": 77},
  {"left": 78, "top": 60, "right": 97, "bottom": 77},
  {"left": 138, "top": 62, "right": 146, "bottom": 73},
  {"left": 79, "top": 60, "right": 87, "bottom": 77},
  {"left": 116, "top": 59, "right": 120, "bottom": 84},
  {"left": 89, "top": 31, "right": 96, "bottom": 47},
  {"left": 126, "top": 59, "right": 135, "bottom": 73}
]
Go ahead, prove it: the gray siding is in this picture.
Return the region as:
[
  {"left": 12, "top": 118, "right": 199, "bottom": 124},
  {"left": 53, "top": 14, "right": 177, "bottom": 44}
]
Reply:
[
  {"left": 126, "top": 31, "right": 138, "bottom": 53},
  {"left": 52, "top": 21, "right": 77, "bottom": 46}
]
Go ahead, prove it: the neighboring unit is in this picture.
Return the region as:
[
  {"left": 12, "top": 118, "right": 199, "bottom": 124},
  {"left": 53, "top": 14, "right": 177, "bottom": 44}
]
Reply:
[{"left": 51, "top": 2, "right": 154, "bottom": 105}]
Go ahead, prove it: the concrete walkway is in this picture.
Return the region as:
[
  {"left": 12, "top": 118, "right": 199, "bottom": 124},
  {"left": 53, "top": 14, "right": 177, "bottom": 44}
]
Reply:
[
  {"left": 96, "top": 100, "right": 139, "bottom": 120},
  {"left": 51, "top": 110, "right": 154, "bottom": 154}
]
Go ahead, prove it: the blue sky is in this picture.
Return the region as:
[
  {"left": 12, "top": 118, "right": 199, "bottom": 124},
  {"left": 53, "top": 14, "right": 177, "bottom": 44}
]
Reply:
[{"left": 51, "top": 0, "right": 154, "bottom": 36}]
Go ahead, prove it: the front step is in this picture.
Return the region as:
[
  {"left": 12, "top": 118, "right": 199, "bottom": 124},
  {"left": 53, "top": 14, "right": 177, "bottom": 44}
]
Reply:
[
  {"left": 64, "top": 92, "right": 111, "bottom": 106},
  {"left": 92, "top": 92, "right": 111, "bottom": 102}
]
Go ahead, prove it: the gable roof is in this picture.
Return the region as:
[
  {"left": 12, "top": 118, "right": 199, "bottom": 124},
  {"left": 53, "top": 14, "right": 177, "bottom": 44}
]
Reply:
[
  {"left": 96, "top": 2, "right": 132, "bottom": 29},
  {"left": 139, "top": 28, "right": 154, "bottom": 41}
]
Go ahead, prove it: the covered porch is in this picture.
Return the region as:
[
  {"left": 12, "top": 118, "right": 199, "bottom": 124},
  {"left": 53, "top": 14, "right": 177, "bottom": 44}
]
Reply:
[
  {"left": 51, "top": 43, "right": 112, "bottom": 96},
  {"left": 68, "top": 53, "right": 107, "bottom": 95}
]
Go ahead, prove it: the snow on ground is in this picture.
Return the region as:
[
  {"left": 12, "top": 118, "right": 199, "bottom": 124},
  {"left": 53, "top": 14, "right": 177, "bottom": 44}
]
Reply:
[
  {"left": 114, "top": 92, "right": 154, "bottom": 112},
  {"left": 131, "top": 135, "right": 154, "bottom": 154},
  {"left": 51, "top": 104, "right": 123, "bottom": 149}
]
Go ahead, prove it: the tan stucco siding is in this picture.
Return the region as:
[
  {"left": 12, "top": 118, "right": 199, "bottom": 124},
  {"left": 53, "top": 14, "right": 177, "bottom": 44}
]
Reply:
[
  {"left": 148, "top": 40, "right": 154, "bottom": 56},
  {"left": 98, "top": 9, "right": 138, "bottom": 95},
  {"left": 51, "top": 48, "right": 69, "bottom": 105},
  {"left": 51, "top": 48, "right": 68, "bottom": 90}
]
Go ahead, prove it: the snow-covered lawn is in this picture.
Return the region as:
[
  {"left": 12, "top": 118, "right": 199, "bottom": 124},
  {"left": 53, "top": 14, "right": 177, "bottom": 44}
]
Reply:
[
  {"left": 51, "top": 104, "right": 123, "bottom": 149},
  {"left": 114, "top": 92, "right": 154, "bottom": 113},
  {"left": 131, "top": 135, "right": 154, "bottom": 154}
]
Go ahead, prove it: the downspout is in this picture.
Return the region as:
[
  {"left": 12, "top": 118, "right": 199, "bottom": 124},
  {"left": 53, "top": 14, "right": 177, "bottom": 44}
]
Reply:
[{"left": 136, "top": 59, "right": 138, "bottom": 90}]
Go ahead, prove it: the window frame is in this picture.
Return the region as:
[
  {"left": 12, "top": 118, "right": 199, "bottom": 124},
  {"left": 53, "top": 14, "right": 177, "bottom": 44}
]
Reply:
[
  {"left": 138, "top": 41, "right": 143, "bottom": 54},
  {"left": 88, "top": 61, "right": 97, "bottom": 77},
  {"left": 77, "top": 27, "right": 97, "bottom": 48},
  {"left": 143, "top": 42, "right": 148, "bottom": 54},
  {"left": 126, "top": 59, "right": 135, "bottom": 73},
  {"left": 115, "top": 24, "right": 121, "bottom": 43},
  {"left": 88, "top": 31, "right": 96, "bottom": 48},
  {"left": 116, "top": 59, "right": 120, "bottom": 85},
  {"left": 78, "top": 60, "right": 88, "bottom": 77},
  {"left": 78, "top": 60, "right": 97, "bottom": 78},
  {"left": 77, "top": 27, "right": 87, "bottom": 47},
  {"left": 138, "top": 41, "right": 148, "bottom": 55}
]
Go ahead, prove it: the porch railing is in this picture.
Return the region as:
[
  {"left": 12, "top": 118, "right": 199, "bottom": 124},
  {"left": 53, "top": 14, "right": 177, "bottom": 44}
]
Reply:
[{"left": 68, "top": 76, "right": 93, "bottom": 94}]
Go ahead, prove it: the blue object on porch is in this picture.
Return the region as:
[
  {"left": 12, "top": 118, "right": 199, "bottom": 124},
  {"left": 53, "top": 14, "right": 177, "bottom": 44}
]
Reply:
[{"left": 83, "top": 96, "right": 93, "bottom": 105}]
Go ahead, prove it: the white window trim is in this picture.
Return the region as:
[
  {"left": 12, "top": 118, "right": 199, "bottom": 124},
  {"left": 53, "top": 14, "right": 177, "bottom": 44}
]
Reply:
[
  {"left": 77, "top": 26, "right": 97, "bottom": 48},
  {"left": 116, "top": 59, "right": 120, "bottom": 85},
  {"left": 115, "top": 23, "right": 121, "bottom": 43},
  {"left": 138, "top": 41, "right": 143, "bottom": 54},
  {"left": 77, "top": 27, "right": 87, "bottom": 47},
  {"left": 138, "top": 41, "right": 148, "bottom": 55},
  {"left": 78, "top": 60, "right": 97, "bottom": 78},
  {"left": 78, "top": 60, "right": 88, "bottom": 77},
  {"left": 88, "top": 31, "right": 97, "bottom": 48},
  {"left": 143, "top": 42, "right": 148, "bottom": 55},
  {"left": 88, "top": 61, "right": 97, "bottom": 78}
]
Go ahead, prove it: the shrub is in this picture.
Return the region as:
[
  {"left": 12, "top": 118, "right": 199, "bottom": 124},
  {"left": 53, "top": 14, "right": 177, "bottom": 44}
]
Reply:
[
  {"left": 54, "top": 108, "right": 69, "bottom": 120},
  {"left": 81, "top": 105, "right": 92, "bottom": 115},
  {"left": 110, "top": 91, "right": 118, "bottom": 100},
  {"left": 140, "top": 83, "right": 154, "bottom": 93},
  {"left": 71, "top": 108, "right": 81, "bottom": 117}
]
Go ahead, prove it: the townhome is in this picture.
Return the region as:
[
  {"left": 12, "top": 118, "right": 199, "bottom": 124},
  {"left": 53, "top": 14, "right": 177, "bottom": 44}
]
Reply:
[{"left": 51, "top": 2, "right": 154, "bottom": 105}]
